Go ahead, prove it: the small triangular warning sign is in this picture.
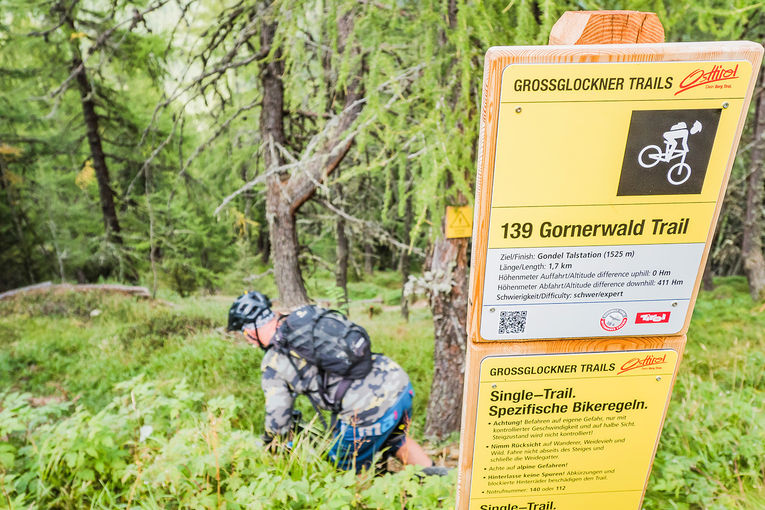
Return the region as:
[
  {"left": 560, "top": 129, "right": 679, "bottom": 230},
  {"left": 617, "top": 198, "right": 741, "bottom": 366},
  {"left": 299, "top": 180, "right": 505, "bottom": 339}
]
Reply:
[
  {"left": 452, "top": 209, "right": 470, "bottom": 228},
  {"left": 446, "top": 206, "right": 473, "bottom": 238}
]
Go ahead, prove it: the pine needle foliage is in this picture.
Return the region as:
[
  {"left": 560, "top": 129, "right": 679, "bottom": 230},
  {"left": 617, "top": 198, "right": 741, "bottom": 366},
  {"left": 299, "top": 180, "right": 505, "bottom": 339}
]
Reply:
[{"left": 2, "top": 0, "right": 765, "bottom": 293}]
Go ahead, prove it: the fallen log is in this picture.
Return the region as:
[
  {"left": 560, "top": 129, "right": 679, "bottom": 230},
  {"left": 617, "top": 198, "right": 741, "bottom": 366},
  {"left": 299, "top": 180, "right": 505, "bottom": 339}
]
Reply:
[{"left": 0, "top": 282, "right": 153, "bottom": 301}]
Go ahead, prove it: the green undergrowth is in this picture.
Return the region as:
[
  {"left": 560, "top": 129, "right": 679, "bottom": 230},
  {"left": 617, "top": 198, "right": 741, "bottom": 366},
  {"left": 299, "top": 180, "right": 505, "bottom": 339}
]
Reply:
[
  {"left": 0, "top": 378, "right": 454, "bottom": 509},
  {"left": 0, "top": 284, "right": 434, "bottom": 432},
  {"left": 0, "top": 280, "right": 442, "bottom": 507},
  {"left": 644, "top": 277, "right": 765, "bottom": 509},
  {"left": 0, "top": 276, "right": 763, "bottom": 508}
]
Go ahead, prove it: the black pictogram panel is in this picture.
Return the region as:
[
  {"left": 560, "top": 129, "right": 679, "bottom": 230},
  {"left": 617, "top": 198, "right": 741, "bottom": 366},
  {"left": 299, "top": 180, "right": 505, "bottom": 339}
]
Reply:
[{"left": 617, "top": 109, "right": 721, "bottom": 196}]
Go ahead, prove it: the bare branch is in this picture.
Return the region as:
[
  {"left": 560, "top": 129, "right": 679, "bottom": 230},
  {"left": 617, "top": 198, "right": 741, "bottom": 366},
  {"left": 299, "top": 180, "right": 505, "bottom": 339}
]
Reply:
[
  {"left": 46, "top": 0, "right": 172, "bottom": 100},
  {"left": 213, "top": 64, "right": 425, "bottom": 216},
  {"left": 125, "top": 102, "right": 184, "bottom": 198},
  {"left": 178, "top": 95, "right": 262, "bottom": 179},
  {"left": 140, "top": 4, "right": 269, "bottom": 145},
  {"left": 214, "top": 159, "right": 282, "bottom": 216},
  {"left": 319, "top": 198, "right": 425, "bottom": 257}
]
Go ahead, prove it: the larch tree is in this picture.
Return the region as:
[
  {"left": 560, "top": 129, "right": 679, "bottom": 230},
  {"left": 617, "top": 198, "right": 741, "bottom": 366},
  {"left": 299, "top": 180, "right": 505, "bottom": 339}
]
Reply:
[
  {"left": 401, "top": 0, "right": 558, "bottom": 439},
  {"left": 2, "top": 0, "right": 174, "bottom": 283},
  {"left": 60, "top": 1, "right": 123, "bottom": 245},
  {"left": 189, "top": 1, "right": 366, "bottom": 307},
  {"left": 260, "top": 6, "right": 364, "bottom": 307},
  {"left": 664, "top": 2, "right": 765, "bottom": 298}
]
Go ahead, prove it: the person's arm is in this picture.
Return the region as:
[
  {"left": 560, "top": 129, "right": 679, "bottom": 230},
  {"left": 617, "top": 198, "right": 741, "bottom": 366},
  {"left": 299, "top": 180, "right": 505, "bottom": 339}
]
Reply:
[{"left": 261, "top": 351, "right": 298, "bottom": 440}]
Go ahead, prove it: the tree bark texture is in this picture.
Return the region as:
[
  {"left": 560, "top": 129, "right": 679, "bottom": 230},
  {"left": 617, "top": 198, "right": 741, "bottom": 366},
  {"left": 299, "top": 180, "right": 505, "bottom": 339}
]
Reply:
[
  {"left": 400, "top": 166, "right": 413, "bottom": 320},
  {"left": 424, "top": 0, "right": 468, "bottom": 439},
  {"left": 258, "top": 222, "right": 270, "bottom": 264},
  {"left": 335, "top": 184, "right": 349, "bottom": 311},
  {"left": 424, "top": 231, "right": 469, "bottom": 439},
  {"left": 260, "top": 20, "right": 309, "bottom": 307},
  {"left": 67, "top": 17, "right": 122, "bottom": 245},
  {"left": 364, "top": 242, "right": 374, "bottom": 274},
  {"left": 701, "top": 250, "right": 715, "bottom": 291},
  {"left": 241, "top": 163, "right": 253, "bottom": 242},
  {"left": 260, "top": 13, "right": 363, "bottom": 308},
  {"left": 742, "top": 80, "right": 765, "bottom": 301}
]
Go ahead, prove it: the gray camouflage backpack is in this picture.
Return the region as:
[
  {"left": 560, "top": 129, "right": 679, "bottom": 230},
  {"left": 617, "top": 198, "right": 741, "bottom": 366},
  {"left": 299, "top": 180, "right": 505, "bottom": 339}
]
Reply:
[{"left": 273, "top": 305, "right": 373, "bottom": 423}]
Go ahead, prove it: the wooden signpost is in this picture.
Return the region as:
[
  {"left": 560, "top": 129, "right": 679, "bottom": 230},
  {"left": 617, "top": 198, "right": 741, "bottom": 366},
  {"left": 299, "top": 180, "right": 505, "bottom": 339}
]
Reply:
[{"left": 456, "top": 11, "right": 762, "bottom": 510}]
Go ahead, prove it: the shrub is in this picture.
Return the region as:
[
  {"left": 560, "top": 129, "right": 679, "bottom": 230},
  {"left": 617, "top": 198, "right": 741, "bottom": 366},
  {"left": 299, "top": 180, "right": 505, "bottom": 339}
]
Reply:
[{"left": 0, "top": 378, "right": 456, "bottom": 509}]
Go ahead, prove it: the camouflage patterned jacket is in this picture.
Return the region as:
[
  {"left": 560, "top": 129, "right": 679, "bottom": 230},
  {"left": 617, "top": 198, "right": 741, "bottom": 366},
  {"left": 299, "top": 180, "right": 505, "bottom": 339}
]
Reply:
[{"left": 261, "top": 348, "right": 410, "bottom": 437}]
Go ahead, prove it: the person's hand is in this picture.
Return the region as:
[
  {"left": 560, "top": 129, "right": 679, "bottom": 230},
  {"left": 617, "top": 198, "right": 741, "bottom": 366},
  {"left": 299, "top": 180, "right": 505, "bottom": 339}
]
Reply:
[
  {"left": 262, "top": 431, "right": 295, "bottom": 453},
  {"left": 291, "top": 409, "right": 303, "bottom": 433}
]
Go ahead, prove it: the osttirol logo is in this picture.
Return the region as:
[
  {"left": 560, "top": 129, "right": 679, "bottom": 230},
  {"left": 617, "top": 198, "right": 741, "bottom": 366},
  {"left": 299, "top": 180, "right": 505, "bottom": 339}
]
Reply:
[{"left": 617, "top": 109, "right": 721, "bottom": 196}]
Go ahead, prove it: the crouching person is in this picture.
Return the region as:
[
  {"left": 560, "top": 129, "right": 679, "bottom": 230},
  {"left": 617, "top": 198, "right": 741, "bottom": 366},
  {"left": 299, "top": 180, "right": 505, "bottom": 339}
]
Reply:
[{"left": 227, "top": 291, "right": 447, "bottom": 475}]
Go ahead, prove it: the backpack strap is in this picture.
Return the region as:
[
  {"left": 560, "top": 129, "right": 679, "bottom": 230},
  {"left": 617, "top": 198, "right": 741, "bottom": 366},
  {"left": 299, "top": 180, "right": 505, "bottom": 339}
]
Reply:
[
  {"left": 328, "top": 380, "right": 350, "bottom": 431},
  {"left": 271, "top": 314, "right": 288, "bottom": 347},
  {"left": 282, "top": 350, "right": 329, "bottom": 430},
  {"left": 332, "top": 378, "right": 353, "bottom": 412},
  {"left": 326, "top": 373, "right": 354, "bottom": 431}
]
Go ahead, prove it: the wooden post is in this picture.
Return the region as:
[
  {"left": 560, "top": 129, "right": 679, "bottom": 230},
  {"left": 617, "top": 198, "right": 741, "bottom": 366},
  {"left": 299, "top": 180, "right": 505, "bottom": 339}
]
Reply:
[
  {"left": 549, "top": 11, "right": 664, "bottom": 45},
  {"left": 455, "top": 11, "right": 762, "bottom": 510}
]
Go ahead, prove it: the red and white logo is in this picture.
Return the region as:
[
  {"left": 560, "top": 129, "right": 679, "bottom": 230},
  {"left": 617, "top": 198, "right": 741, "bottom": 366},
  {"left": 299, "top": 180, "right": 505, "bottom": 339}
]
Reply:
[
  {"left": 618, "top": 353, "right": 669, "bottom": 375},
  {"left": 600, "top": 308, "right": 628, "bottom": 331},
  {"left": 675, "top": 64, "right": 740, "bottom": 95},
  {"left": 635, "top": 312, "right": 671, "bottom": 324}
]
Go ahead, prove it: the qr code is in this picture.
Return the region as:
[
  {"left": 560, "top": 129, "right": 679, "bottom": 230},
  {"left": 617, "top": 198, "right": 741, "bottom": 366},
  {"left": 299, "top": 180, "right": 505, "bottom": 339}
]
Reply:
[{"left": 498, "top": 311, "right": 527, "bottom": 334}]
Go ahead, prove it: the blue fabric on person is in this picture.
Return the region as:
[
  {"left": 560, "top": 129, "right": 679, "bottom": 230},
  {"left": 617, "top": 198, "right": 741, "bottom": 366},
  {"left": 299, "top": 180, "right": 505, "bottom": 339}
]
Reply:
[{"left": 327, "top": 383, "right": 414, "bottom": 471}]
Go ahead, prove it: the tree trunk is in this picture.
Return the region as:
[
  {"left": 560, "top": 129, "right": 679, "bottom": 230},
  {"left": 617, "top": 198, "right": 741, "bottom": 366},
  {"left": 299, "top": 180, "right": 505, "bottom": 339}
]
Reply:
[
  {"left": 701, "top": 251, "right": 715, "bottom": 291},
  {"left": 424, "top": 229, "right": 469, "bottom": 439},
  {"left": 424, "top": 0, "right": 468, "bottom": 439},
  {"left": 364, "top": 241, "right": 374, "bottom": 274},
  {"left": 400, "top": 166, "right": 413, "bottom": 320},
  {"left": 258, "top": 221, "right": 271, "bottom": 264},
  {"left": 260, "top": 19, "right": 309, "bottom": 307},
  {"left": 268, "top": 195, "right": 308, "bottom": 305},
  {"left": 67, "top": 17, "right": 122, "bottom": 245},
  {"left": 742, "top": 81, "right": 765, "bottom": 301},
  {"left": 702, "top": 209, "right": 726, "bottom": 291},
  {"left": 335, "top": 183, "right": 349, "bottom": 312},
  {"left": 260, "top": 12, "right": 363, "bottom": 308},
  {"left": 241, "top": 163, "right": 253, "bottom": 243}
]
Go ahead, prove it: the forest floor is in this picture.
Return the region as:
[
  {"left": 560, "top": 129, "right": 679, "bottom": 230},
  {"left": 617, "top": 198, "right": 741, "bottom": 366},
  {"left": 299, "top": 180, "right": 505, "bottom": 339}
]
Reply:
[{"left": 0, "top": 275, "right": 763, "bottom": 508}]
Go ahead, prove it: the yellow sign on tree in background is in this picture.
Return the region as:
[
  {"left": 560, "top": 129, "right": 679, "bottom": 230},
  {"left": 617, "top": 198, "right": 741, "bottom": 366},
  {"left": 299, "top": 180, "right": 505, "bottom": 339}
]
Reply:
[{"left": 446, "top": 206, "right": 474, "bottom": 238}]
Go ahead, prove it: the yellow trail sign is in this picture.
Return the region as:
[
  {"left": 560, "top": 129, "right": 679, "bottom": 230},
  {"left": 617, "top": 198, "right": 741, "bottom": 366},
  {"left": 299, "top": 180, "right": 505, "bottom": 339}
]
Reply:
[
  {"left": 478, "top": 58, "right": 753, "bottom": 340},
  {"left": 455, "top": 9, "right": 763, "bottom": 510},
  {"left": 469, "top": 350, "right": 678, "bottom": 509},
  {"left": 447, "top": 206, "right": 474, "bottom": 238}
]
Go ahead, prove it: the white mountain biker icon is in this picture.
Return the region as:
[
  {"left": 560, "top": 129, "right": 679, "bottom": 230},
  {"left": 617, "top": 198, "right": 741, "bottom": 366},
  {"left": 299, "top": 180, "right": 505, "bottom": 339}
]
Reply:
[{"left": 638, "top": 120, "right": 703, "bottom": 185}]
